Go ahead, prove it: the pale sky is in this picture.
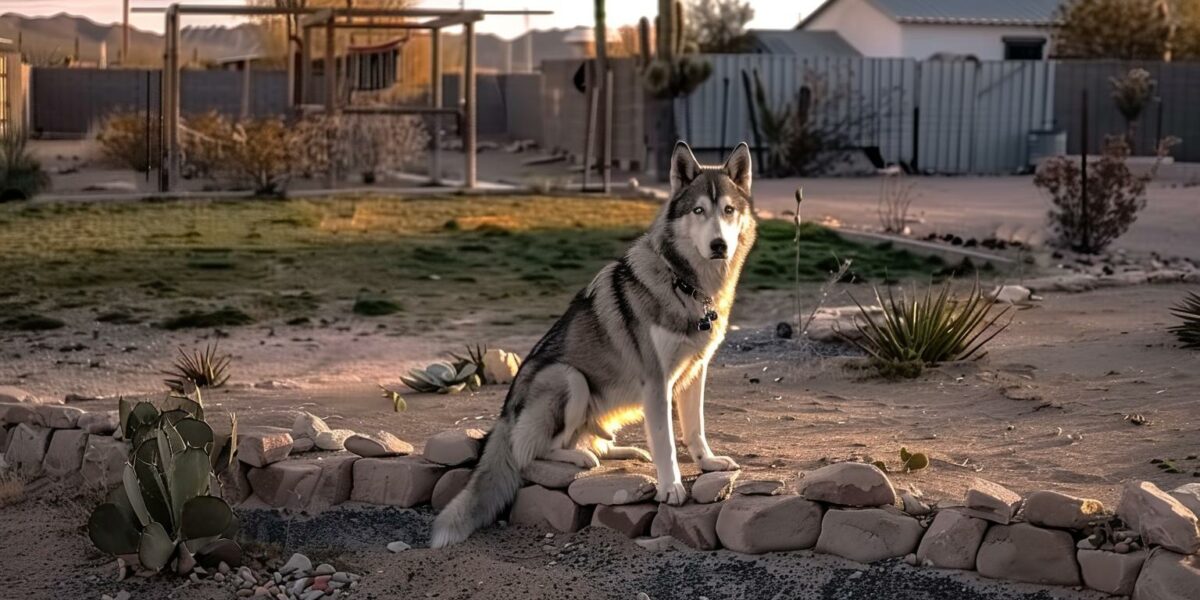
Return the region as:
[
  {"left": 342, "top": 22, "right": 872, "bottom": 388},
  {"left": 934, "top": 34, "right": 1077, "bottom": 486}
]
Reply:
[{"left": 0, "top": 0, "right": 823, "bottom": 39}]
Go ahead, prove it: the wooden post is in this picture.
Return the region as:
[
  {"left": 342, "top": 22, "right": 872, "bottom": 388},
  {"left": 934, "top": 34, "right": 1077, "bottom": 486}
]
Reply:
[
  {"left": 122, "top": 0, "right": 130, "bottom": 64},
  {"left": 241, "top": 59, "right": 252, "bottom": 119},
  {"left": 161, "top": 5, "right": 181, "bottom": 192},
  {"left": 300, "top": 25, "right": 312, "bottom": 105},
  {"left": 1080, "top": 89, "right": 1090, "bottom": 253},
  {"left": 325, "top": 18, "right": 337, "bottom": 188},
  {"left": 430, "top": 27, "right": 442, "bottom": 185},
  {"left": 464, "top": 20, "right": 477, "bottom": 189},
  {"left": 285, "top": 17, "right": 295, "bottom": 109},
  {"left": 594, "top": 0, "right": 609, "bottom": 194},
  {"left": 603, "top": 66, "right": 613, "bottom": 194}
]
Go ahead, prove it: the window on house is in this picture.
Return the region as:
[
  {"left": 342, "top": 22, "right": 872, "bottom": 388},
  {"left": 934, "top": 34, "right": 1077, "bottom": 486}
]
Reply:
[{"left": 1004, "top": 37, "right": 1046, "bottom": 60}]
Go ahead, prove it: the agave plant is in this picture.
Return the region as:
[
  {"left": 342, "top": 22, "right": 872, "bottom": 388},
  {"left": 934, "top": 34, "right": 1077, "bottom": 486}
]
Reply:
[
  {"left": 163, "top": 344, "right": 232, "bottom": 392},
  {"left": 447, "top": 344, "right": 487, "bottom": 377},
  {"left": 1169, "top": 292, "right": 1200, "bottom": 349},
  {"left": 89, "top": 392, "right": 241, "bottom": 574},
  {"left": 401, "top": 361, "right": 481, "bottom": 394},
  {"left": 843, "top": 281, "right": 1012, "bottom": 378}
]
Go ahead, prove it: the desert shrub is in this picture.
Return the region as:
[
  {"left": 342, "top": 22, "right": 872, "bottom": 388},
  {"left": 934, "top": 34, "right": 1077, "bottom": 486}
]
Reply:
[
  {"left": 0, "top": 128, "right": 50, "bottom": 201},
  {"left": 877, "top": 171, "right": 916, "bottom": 234},
  {"left": 181, "top": 110, "right": 233, "bottom": 179},
  {"left": 1034, "top": 136, "right": 1176, "bottom": 253},
  {"left": 290, "top": 113, "right": 428, "bottom": 183},
  {"left": 216, "top": 117, "right": 299, "bottom": 195},
  {"left": 1170, "top": 291, "right": 1200, "bottom": 349},
  {"left": 1110, "top": 68, "right": 1156, "bottom": 147},
  {"left": 843, "top": 281, "right": 1012, "bottom": 378},
  {"left": 97, "top": 111, "right": 159, "bottom": 172}
]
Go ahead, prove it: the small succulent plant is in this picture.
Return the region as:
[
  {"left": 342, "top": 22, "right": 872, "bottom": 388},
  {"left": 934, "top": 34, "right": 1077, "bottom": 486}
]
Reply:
[
  {"left": 401, "top": 361, "right": 481, "bottom": 394},
  {"left": 872, "top": 447, "right": 929, "bottom": 473},
  {"left": 89, "top": 392, "right": 240, "bottom": 574},
  {"left": 1169, "top": 291, "right": 1200, "bottom": 348},
  {"left": 162, "top": 343, "right": 232, "bottom": 392}
]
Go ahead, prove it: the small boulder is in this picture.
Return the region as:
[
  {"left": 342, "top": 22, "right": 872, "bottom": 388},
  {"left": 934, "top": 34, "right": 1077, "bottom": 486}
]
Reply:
[
  {"left": 350, "top": 456, "right": 446, "bottom": 507},
  {"left": 0, "top": 402, "right": 39, "bottom": 426},
  {"left": 975, "top": 523, "right": 1081, "bottom": 586},
  {"left": 733, "top": 479, "right": 784, "bottom": 496},
  {"left": 279, "top": 553, "right": 312, "bottom": 576},
  {"left": 0, "top": 386, "right": 42, "bottom": 404},
  {"left": 691, "top": 471, "right": 739, "bottom": 504},
  {"left": 814, "top": 508, "right": 924, "bottom": 564},
  {"left": 1132, "top": 549, "right": 1200, "bottom": 600},
  {"left": 4, "top": 423, "right": 52, "bottom": 477},
  {"left": 314, "top": 429, "right": 355, "bottom": 451},
  {"left": 591, "top": 503, "right": 658, "bottom": 538},
  {"left": 247, "top": 455, "right": 358, "bottom": 510},
  {"left": 42, "top": 429, "right": 89, "bottom": 478},
  {"left": 482, "top": 348, "right": 521, "bottom": 385},
  {"left": 510, "top": 485, "right": 592, "bottom": 533},
  {"left": 964, "top": 478, "right": 1023, "bottom": 524},
  {"left": 1167, "top": 483, "right": 1200, "bottom": 519},
  {"left": 1023, "top": 490, "right": 1105, "bottom": 530},
  {"left": 568, "top": 473, "right": 657, "bottom": 506},
  {"left": 423, "top": 429, "right": 486, "bottom": 466},
  {"left": 522, "top": 460, "right": 587, "bottom": 489},
  {"left": 797, "top": 462, "right": 897, "bottom": 507},
  {"left": 431, "top": 468, "right": 472, "bottom": 511},
  {"left": 291, "top": 412, "right": 330, "bottom": 442},
  {"left": 1118, "top": 481, "right": 1200, "bottom": 554},
  {"left": 1078, "top": 549, "right": 1147, "bottom": 595},
  {"left": 916, "top": 509, "right": 990, "bottom": 570},
  {"left": 35, "top": 404, "right": 85, "bottom": 429},
  {"left": 715, "top": 494, "right": 824, "bottom": 554},
  {"left": 77, "top": 411, "right": 119, "bottom": 435},
  {"left": 344, "top": 431, "right": 414, "bottom": 458},
  {"left": 651, "top": 502, "right": 723, "bottom": 550},
  {"left": 82, "top": 435, "right": 129, "bottom": 488},
  {"left": 291, "top": 437, "right": 315, "bottom": 453},
  {"left": 900, "top": 491, "right": 931, "bottom": 516},
  {"left": 990, "top": 285, "right": 1032, "bottom": 304},
  {"left": 237, "top": 430, "right": 293, "bottom": 468}
]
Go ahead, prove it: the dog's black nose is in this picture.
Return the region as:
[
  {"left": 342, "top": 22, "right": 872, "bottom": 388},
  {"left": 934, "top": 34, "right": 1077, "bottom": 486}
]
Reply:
[{"left": 710, "top": 239, "right": 728, "bottom": 257}]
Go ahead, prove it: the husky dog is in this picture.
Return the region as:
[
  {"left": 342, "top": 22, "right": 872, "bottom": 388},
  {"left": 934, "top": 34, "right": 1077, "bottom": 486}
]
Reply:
[{"left": 431, "top": 141, "right": 756, "bottom": 548}]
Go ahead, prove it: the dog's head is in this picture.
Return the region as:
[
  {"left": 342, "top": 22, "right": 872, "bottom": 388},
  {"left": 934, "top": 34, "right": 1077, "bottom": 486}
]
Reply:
[{"left": 667, "top": 141, "right": 754, "bottom": 263}]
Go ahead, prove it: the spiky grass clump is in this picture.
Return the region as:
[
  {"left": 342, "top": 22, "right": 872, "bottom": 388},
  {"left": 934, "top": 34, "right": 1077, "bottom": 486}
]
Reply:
[
  {"left": 163, "top": 343, "right": 232, "bottom": 391},
  {"left": 1169, "top": 291, "right": 1200, "bottom": 348},
  {"left": 844, "top": 281, "right": 1012, "bottom": 378}
]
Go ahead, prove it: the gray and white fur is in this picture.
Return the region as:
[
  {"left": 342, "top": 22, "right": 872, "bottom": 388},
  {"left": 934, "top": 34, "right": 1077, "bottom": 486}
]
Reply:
[{"left": 430, "top": 141, "right": 757, "bottom": 548}]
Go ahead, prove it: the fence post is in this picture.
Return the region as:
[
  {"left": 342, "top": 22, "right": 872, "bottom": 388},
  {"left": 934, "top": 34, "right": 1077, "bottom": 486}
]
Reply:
[
  {"left": 911, "top": 106, "right": 920, "bottom": 173},
  {"left": 1080, "top": 88, "right": 1089, "bottom": 253}
]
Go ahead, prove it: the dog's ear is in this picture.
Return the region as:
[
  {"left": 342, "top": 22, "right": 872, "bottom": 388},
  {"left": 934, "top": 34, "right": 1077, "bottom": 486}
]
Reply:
[
  {"left": 723, "top": 142, "right": 752, "bottom": 193},
  {"left": 670, "top": 141, "right": 702, "bottom": 195}
]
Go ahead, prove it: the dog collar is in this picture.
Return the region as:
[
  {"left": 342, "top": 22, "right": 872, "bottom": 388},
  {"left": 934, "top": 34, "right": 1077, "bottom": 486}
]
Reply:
[{"left": 672, "top": 276, "right": 719, "bottom": 332}]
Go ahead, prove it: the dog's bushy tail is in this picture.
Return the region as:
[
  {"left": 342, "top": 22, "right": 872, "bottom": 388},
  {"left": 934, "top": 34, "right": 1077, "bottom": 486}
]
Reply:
[{"left": 429, "top": 420, "right": 524, "bottom": 548}]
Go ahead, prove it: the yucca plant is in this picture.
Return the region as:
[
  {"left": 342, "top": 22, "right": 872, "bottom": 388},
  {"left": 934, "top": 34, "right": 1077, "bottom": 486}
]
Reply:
[
  {"left": 843, "top": 281, "right": 1012, "bottom": 378},
  {"left": 1169, "top": 292, "right": 1200, "bottom": 348},
  {"left": 89, "top": 392, "right": 240, "bottom": 574},
  {"left": 163, "top": 344, "right": 232, "bottom": 392},
  {"left": 401, "top": 361, "right": 481, "bottom": 394}
]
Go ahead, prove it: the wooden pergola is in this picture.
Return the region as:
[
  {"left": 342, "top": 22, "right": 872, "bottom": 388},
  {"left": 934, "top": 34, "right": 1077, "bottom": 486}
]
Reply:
[{"left": 132, "top": 4, "right": 550, "bottom": 193}]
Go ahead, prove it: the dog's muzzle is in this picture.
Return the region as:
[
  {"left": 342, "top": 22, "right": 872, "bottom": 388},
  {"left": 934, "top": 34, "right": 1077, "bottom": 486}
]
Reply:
[{"left": 709, "top": 239, "right": 728, "bottom": 259}]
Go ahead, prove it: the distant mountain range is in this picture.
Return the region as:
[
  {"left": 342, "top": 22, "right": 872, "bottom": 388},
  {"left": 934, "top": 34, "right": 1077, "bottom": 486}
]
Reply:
[{"left": 0, "top": 12, "right": 585, "bottom": 71}]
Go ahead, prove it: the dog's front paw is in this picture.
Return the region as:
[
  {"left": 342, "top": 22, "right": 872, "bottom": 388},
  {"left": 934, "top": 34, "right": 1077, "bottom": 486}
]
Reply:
[
  {"left": 699, "top": 455, "right": 741, "bottom": 472},
  {"left": 655, "top": 480, "right": 688, "bottom": 505}
]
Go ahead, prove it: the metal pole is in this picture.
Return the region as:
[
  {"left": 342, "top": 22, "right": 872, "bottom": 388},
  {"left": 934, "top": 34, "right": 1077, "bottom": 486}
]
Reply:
[
  {"left": 285, "top": 17, "right": 295, "bottom": 109},
  {"left": 603, "top": 66, "right": 613, "bottom": 194},
  {"left": 241, "top": 60, "right": 252, "bottom": 119},
  {"left": 720, "top": 76, "right": 729, "bottom": 153},
  {"left": 145, "top": 70, "right": 151, "bottom": 183},
  {"left": 122, "top": 0, "right": 130, "bottom": 64},
  {"left": 1080, "top": 88, "right": 1089, "bottom": 252},
  {"left": 582, "top": 64, "right": 596, "bottom": 191},
  {"left": 464, "top": 20, "right": 477, "bottom": 189},
  {"left": 300, "top": 25, "right": 312, "bottom": 105},
  {"left": 325, "top": 18, "right": 337, "bottom": 188},
  {"left": 430, "top": 27, "right": 442, "bottom": 185}
]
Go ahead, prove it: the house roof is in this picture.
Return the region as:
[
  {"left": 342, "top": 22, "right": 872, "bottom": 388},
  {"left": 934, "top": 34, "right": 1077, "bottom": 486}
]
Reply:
[
  {"left": 799, "top": 0, "right": 1064, "bottom": 28},
  {"left": 746, "top": 30, "right": 861, "bottom": 56}
]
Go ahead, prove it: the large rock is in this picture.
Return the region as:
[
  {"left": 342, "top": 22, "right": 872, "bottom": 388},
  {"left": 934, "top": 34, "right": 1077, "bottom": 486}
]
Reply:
[
  {"left": 1078, "top": 549, "right": 1147, "bottom": 595},
  {"left": 0, "top": 386, "right": 42, "bottom": 404},
  {"left": 1133, "top": 549, "right": 1200, "bottom": 600},
  {"left": 733, "top": 479, "right": 785, "bottom": 496},
  {"left": 715, "top": 494, "right": 824, "bottom": 554},
  {"left": 1169, "top": 483, "right": 1200, "bottom": 518},
  {"left": 0, "top": 402, "right": 39, "bottom": 426},
  {"left": 35, "top": 404, "right": 85, "bottom": 429},
  {"left": 350, "top": 456, "right": 446, "bottom": 507},
  {"left": 431, "top": 468, "right": 472, "bottom": 511},
  {"left": 4, "top": 423, "right": 52, "bottom": 477},
  {"left": 591, "top": 503, "right": 658, "bottom": 538},
  {"left": 77, "top": 411, "right": 119, "bottom": 435},
  {"left": 214, "top": 462, "right": 253, "bottom": 505},
  {"left": 691, "top": 470, "right": 739, "bottom": 504},
  {"left": 1118, "top": 481, "right": 1200, "bottom": 554},
  {"left": 42, "top": 429, "right": 89, "bottom": 478},
  {"left": 814, "top": 508, "right": 924, "bottom": 563},
  {"left": 291, "top": 412, "right": 330, "bottom": 442},
  {"left": 651, "top": 502, "right": 723, "bottom": 550},
  {"left": 247, "top": 456, "right": 358, "bottom": 511},
  {"left": 916, "top": 509, "right": 990, "bottom": 570},
  {"left": 314, "top": 429, "right": 355, "bottom": 451},
  {"left": 482, "top": 348, "right": 521, "bottom": 385},
  {"left": 522, "top": 460, "right": 587, "bottom": 489},
  {"left": 510, "top": 485, "right": 592, "bottom": 533},
  {"left": 964, "top": 478, "right": 1023, "bottom": 524},
  {"left": 1024, "top": 490, "right": 1105, "bottom": 530},
  {"left": 797, "top": 462, "right": 896, "bottom": 507},
  {"left": 237, "top": 430, "right": 293, "bottom": 468},
  {"left": 423, "top": 429, "right": 486, "bottom": 467},
  {"left": 975, "top": 523, "right": 1081, "bottom": 586},
  {"left": 568, "top": 473, "right": 656, "bottom": 506},
  {"left": 82, "top": 435, "right": 129, "bottom": 488},
  {"left": 344, "top": 431, "right": 413, "bottom": 458}
]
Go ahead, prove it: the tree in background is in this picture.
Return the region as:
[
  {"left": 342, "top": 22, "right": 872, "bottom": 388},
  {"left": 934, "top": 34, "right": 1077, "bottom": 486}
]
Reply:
[
  {"left": 686, "top": 0, "right": 755, "bottom": 53},
  {"left": 1053, "top": 0, "right": 1200, "bottom": 60}
]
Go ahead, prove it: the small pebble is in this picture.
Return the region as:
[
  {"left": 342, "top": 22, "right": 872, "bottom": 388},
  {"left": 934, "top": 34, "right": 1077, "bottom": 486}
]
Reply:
[
  {"left": 387, "top": 541, "right": 411, "bottom": 553},
  {"left": 314, "top": 563, "right": 336, "bottom": 576}
]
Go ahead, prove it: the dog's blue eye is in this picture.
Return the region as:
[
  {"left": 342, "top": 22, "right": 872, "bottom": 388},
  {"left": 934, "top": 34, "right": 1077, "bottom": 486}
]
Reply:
[
  {"left": 724, "top": 206, "right": 735, "bottom": 215},
  {"left": 692, "top": 206, "right": 704, "bottom": 215}
]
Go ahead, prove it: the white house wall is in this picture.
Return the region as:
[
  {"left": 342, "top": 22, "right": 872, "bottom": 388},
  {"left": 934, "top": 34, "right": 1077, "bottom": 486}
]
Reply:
[
  {"left": 804, "top": 0, "right": 905, "bottom": 58},
  {"left": 900, "top": 24, "right": 1054, "bottom": 60}
]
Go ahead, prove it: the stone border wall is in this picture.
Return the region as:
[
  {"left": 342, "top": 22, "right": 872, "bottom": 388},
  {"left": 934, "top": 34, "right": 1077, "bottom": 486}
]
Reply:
[{"left": 2, "top": 400, "right": 1198, "bottom": 598}]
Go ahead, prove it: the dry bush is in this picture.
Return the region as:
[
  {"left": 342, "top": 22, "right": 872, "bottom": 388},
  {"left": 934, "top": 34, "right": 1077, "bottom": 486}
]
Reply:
[
  {"left": 1034, "top": 136, "right": 1177, "bottom": 253},
  {"left": 877, "top": 172, "right": 916, "bottom": 234},
  {"left": 181, "top": 110, "right": 234, "bottom": 179},
  {"left": 96, "top": 111, "right": 160, "bottom": 172},
  {"left": 291, "top": 112, "right": 428, "bottom": 183}
]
